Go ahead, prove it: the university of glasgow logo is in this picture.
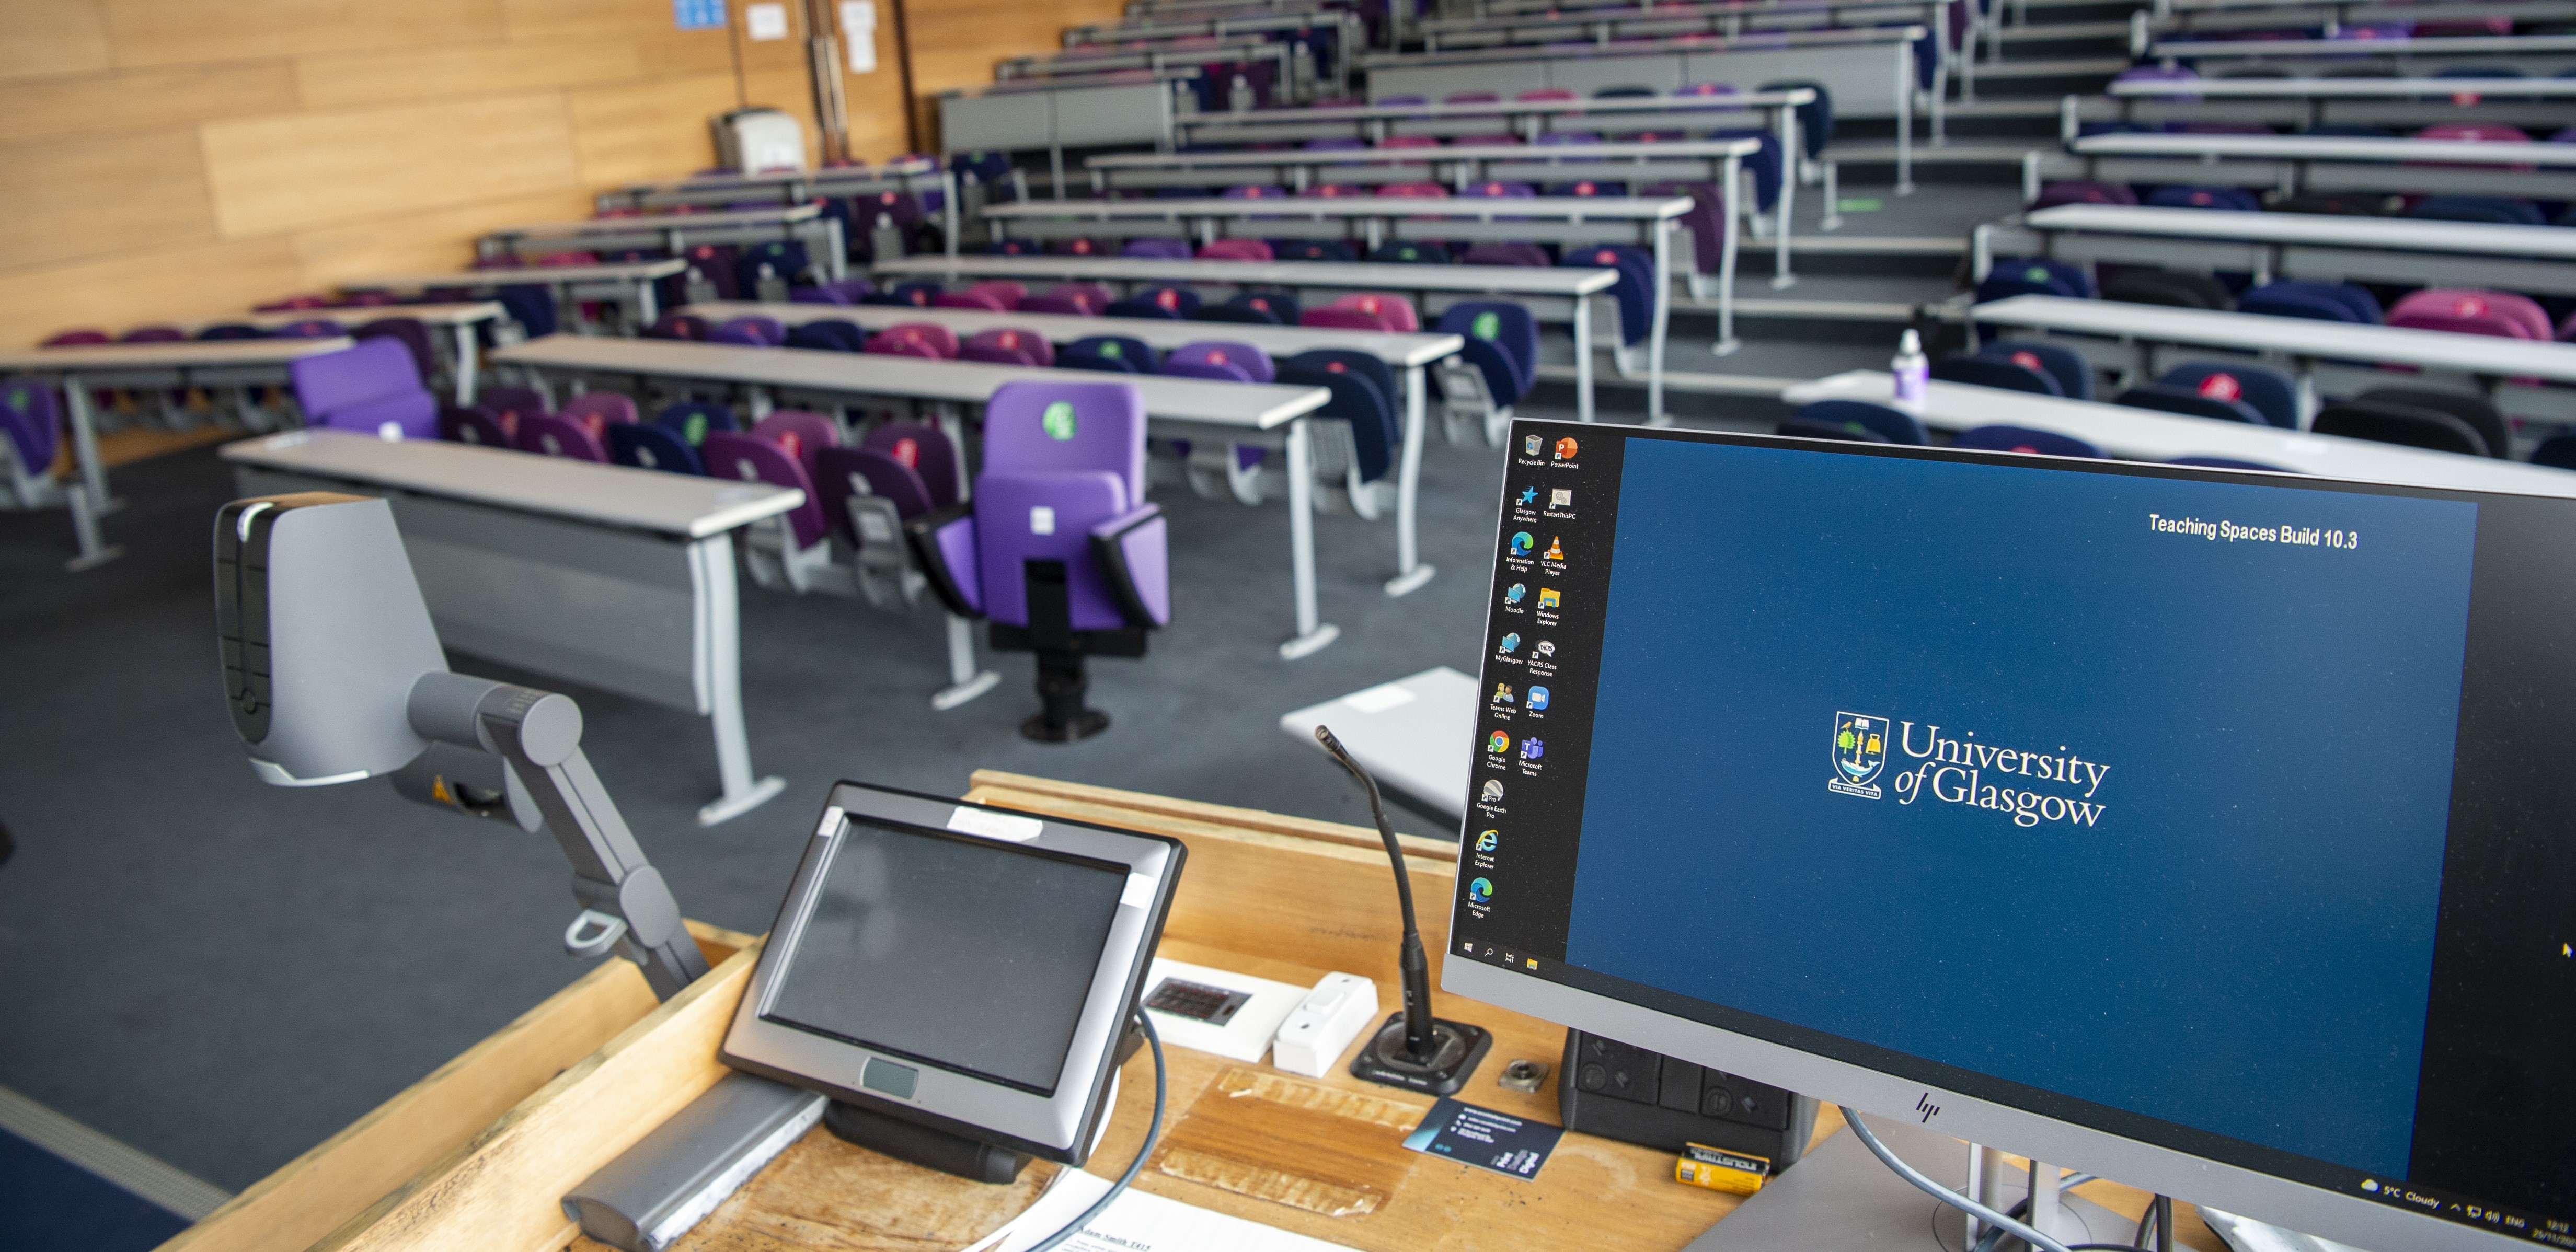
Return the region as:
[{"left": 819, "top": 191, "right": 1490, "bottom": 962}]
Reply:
[{"left": 1830, "top": 712, "right": 1888, "bottom": 799}]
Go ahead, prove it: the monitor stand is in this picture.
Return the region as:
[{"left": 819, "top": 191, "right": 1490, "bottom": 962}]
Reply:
[{"left": 1684, "top": 1112, "right": 2133, "bottom": 1252}]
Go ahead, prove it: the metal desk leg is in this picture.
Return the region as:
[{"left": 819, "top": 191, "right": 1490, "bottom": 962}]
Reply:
[
  {"left": 1895, "top": 42, "right": 1917, "bottom": 196},
  {"left": 1769, "top": 120, "right": 1797, "bottom": 289},
  {"left": 1648, "top": 219, "right": 1671, "bottom": 426},
  {"left": 60, "top": 372, "right": 121, "bottom": 516},
  {"left": 62, "top": 481, "right": 122, "bottom": 572},
  {"left": 1574, "top": 297, "right": 1597, "bottom": 422},
  {"left": 452, "top": 326, "right": 480, "bottom": 404},
  {"left": 1385, "top": 365, "right": 1434, "bottom": 597},
  {"left": 691, "top": 531, "right": 785, "bottom": 826},
  {"left": 634, "top": 280, "right": 661, "bottom": 336},
  {"left": 935, "top": 613, "right": 1001, "bottom": 709},
  {"left": 1279, "top": 418, "right": 1340, "bottom": 660},
  {"left": 1714, "top": 167, "right": 1742, "bottom": 356}
]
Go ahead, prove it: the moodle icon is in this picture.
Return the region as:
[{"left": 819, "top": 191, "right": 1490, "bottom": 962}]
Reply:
[{"left": 1504, "top": 583, "right": 1527, "bottom": 604}]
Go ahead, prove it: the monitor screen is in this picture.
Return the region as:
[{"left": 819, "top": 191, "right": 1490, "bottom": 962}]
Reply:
[
  {"left": 1453, "top": 424, "right": 2576, "bottom": 1246},
  {"left": 763, "top": 815, "right": 1131, "bottom": 1095}
]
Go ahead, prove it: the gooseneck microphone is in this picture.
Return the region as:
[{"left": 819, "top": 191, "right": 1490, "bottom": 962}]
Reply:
[{"left": 1315, "top": 725, "right": 1491, "bottom": 1094}]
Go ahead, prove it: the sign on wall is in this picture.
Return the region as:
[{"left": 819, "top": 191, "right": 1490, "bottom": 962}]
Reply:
[
  {"left": 673, "top": 0, "right": 727, "bottom": 30},
  {"left": 842, "top": 1, "right": 878, "bottom": 72}
]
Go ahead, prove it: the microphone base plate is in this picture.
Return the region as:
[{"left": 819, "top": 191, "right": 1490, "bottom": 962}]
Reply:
[{"left": 1348, "top": 1014, "right": 1493, "bottom": 1096}]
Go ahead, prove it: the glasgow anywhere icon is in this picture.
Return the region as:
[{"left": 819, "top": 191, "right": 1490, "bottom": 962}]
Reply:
[{"left": 1830, "top": 712, "right": 1889, "bottom": 799}]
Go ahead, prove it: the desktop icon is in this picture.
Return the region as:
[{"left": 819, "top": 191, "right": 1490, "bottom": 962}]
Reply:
[
  {"left": 1554, "top": 436, "right": 1578, "bottom": 460},
  {"left": 1492, "top": 683, "right": 1515, "bottom": 705},
  {"left": 1524, "top": 434, "right": 1543, "bottom": 456},
  {"left": 1476, "top": 829, "right": 1499, "bottom": 852},
  {"left": 1481, "top": 779, "right": 1504, "bottom": 803},
  {"left": 1520, "top": 737, "right": 1545, "bottom": 761},
  {"left": 1499, "top": 632, "right": 1522, "bottom": 654},
  {"left": 1535, "top": 640, "right": 1555, "bottom": 659},
  {"left": 1511, "top": 531, "right": 1535, "bottom": 555},
  {"left": 1468, "top": 877, "right": 1494, "bottom": 905},
  {"left": 1527, "top": 686, "right": 1549, "bottom": 711},
  {"left": 1504, "top": 583, "right": 1527, "bottom": 604},
  {"left": 1487, "top": 731, "right": 1511, "bottom": 755},
  {"left": 1549, "top": 488, "right": 1573, "bottom": 508},
  {"left": 1543, "top": 536, "right": 1565, "bottom": 561},
  {"left": 1537, "top": 587, "right": 1560, "bottom": 610},
  {"left": 1517, "top": 486, "right": 1538, "bottom": 507}
]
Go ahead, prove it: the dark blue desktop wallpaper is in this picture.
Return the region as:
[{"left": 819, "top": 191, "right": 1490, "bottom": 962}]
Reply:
[{"left": 1568, "top": 439, "right": 2479, "bottom": 1177}]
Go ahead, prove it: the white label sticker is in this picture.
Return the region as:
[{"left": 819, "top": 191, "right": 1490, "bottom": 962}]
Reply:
[
  {"left": 948, "top": 806, "right": 1044, "bottom": 842},
  {"left": 1029, "top": 505, "right": 1056, "bottom": 535},
  {"left": 1342, "top": 682, "right": 1417, "bottom": 714},
  {"left": 1121, "top": 873, "right": 1158, "bottom": 909}
]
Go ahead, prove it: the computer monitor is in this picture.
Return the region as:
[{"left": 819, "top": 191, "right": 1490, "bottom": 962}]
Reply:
[{"left": 1447, "top": 421, "right": 2575, "bottom": 1251}]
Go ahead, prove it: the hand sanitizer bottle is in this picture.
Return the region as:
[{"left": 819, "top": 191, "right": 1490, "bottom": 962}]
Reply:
[{"left": 1891, "top": 328, "right": 1929, "bottom": 412}]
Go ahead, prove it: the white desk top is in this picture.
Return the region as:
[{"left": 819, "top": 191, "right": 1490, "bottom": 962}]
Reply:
[
  {"left": 1177, "top": 89, "right": 1812, "bottom": 127},
  {"left": 871, "top": 253, "right": 1623, "bottom": 296},
  {"left": 1417, "top": 0, "right": 1938, "bottom": 37},
  {"left": 489, "top": 335, "right": 1330, "bottom": 432},
  {"left": 1086, "top": 139, "right": 1764, "bottom": 170},
  {"left": 1972, "top": 294, "right": 2576, "bottom": 384},
  {"left": 1356, "top": 21, "right": 1922, "bottom": 65},
  {"left": 220, "top": 430, "right": 803, "bottom": 538},
  {"left": 954, "top": 67, "right": 1205, "bottom": 96},
  {"left": 228, "top": 303, "right": 505, "bottom": 329},
  {"left": 2107, "top": 75, "right": 2576, "bottom": 98},
  {"left": 1071, "top": 9, "right": 1353, "bottom": 38},
  {"left": 494, "top": 204, "right": 823, "bottom": 237},
  {"left": 2022, "top": 205, "right": 2576, "bottom": 259},
  {"left": 984, "top": 194, "right": 1697, "bottom": 220},
  {"left": 624, "top": 160, "right": 942, "bottom": 195},
  {"left": 1783, "top": 370, "right": 2576, "bottom": 497},
  {"left": 343, "top": 260, "right": 688, "bottom": 291},
  {"left": 1011, "top": 36, "right": 1287, "bottom": 72},
  {"left": 2147, "top": 33, "right": 2576, "bottom": 56},
  {"left": 680, "top": 300, "right": 1466, "bottom": 368},
  {"left": 2069, "top": 132, "right": 2576, "bottom": 166},
  {"left": 0, "top": 338, "right": 355, "bottom": 370}
]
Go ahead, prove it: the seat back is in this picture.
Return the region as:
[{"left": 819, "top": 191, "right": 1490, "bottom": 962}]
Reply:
[
  {"left": 2312, "top": 399, "right": 2489, "bottom": 457},
  {"left": 1275, "top": 240, "right": 1359, "bottom": 262},
  {"left": 350, "top": 318, "right": 436, "bottom": 380},
  {"left": 2112, "top": 385, "right": 2262, "bottom": 424},
  {"left": 2028, "top": 180, "right": 2138, "bottom": 211},
  {"left": 560, "top": 391, "right": 639, "bottom": 441},
  {"left": 1062, "top": 335, "right": 1157, "bottom": 375},
  {"left": 646, "top": 312, "right": 710, "bottom": 341},
  {"left": 1790, "top": 399, "right": 1927, "bottom": 445},
  {"left": 751, "top": 409, "right": 841, "bottom": 471},
  {"left": 1278, "top": 362, "right": 1397, "bottom": 484},
  {"left": 935, "top": 289, "right": 1012, "bottom": 312},
  {"left": 1162, "top": 340, "right": 1273, "bottom": 384},
  {"left": 1, "top": 381, "right": 62, "bottom": 473},
  {"left": 2407, "top": 194, "right": 2544, "bottom": 226},
  {"left": 983, "top": 380, "right": 1147, "bottom": 502},
  {"left": 1458, "top": 242, "right": 1550, "bottom": 268},
  {"left": 2103, "top": 270, "right": 2233, "bottom": 310},
  {"left": 867, "top": 322, "right": 961, "bottom": 358},
  {"left": 1461, "top": 181, "right": 1538, "bottom": 200},
  {"left": 657, "top": 399, "right": 738, "bottom": 446},
  {"left": 703, "top": 432, "right": 829, "bottom": 547},
  {"left": 860, "top": 420, "right": 963, "bottom": 509},
  {"left": 1435, "top": 301, "right": 1539, "bottom": 403},
  {"left": 2357, "top": 387, "right": 2510, "bottom": 459},
  {"left": 967, "top": 281, "right": 1028, "bottom": 310},
  {"left": 2388, "top": 288, "right": 2548, "bottom": 340},
  {"left": 2144, "top": 185, "right": 2263, "bottom": 212},
  {"left": 1973, "top": 340, "right": 2092, "bottom": 400},
  {"left": 1560, "top": 245, "right": 1653, "bottom": 346},
  {"left": 607, "top": 422, "right": 705, "bottom": 474},
  {"left": 1326, "top": 291, "right": 1419, "bottom": 333},
  {"left": 735, "top": 240, "right": 811, "bottom": 300},
  {"left": 291, "top": 338, "right": 428, "bottom": 423},
  {"left": 714, "top": 315, "right": 786, "bottom": 346},
  {"left": 1018, "top": 293, "right": 1095, "bottom": 317},
  {"left": 1933, "top": 354, "right": 2062, "bottom": 396},
  {"left": 1368, "top": 241, "right": 1451, "bottom": 264},
  {"left": 1104, "top": 296, "right": 1185, "bottom": 320},
  {"left": 514, "top": 412, "right": 610, "bottom": 461},
  {"left": 814, "top": 444, "right": 936, "bottom": 549},
  {"left": 2156, "top": 362, "right": 2299, "bottom": 428},
  {"left": 2240, "top": 280, "right": 2380, "bottom": 324},
  {"left": 1976, "top": 256, "right": 2094, "bottom": 302},
  {"left": 962, "top": 327, "right": 1056, "bottom": 367},
  {"left": 1041, "top": 283, "right": 1114, "bottom": 315},
  {"left": 1198, "top": 239, "right": 1274, "bottom": 262},
  {"left": 1952, "top": 425, "right": 2101, "bottom": 458},
  {"left": 1302, "top": 306, "right": 1393, "bottom": 332},
  {"left": 1122, "top": 238, "right": 1195, "bottom": 260},
  {"left": 785, "top": 319, "right": 867, "bottom": 352}
]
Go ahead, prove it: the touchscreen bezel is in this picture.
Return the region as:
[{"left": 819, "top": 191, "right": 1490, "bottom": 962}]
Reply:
[{"left": 721, "top": 781, "right": 1183, "bottom": 1164}]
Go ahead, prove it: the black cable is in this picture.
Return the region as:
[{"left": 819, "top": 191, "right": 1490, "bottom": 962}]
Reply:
[
  {"left": 1027, "top": 1012, "right": 1166, "bottom": 1252},
  {"left": 2155, "top": 1194, "right": 2173, "bottom": 1252}
]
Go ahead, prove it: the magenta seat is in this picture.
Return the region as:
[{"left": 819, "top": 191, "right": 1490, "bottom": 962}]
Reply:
[
  {"left": 703, "top": 431, "right": 828, "bottom": 550},
  {"left": 515, "top": 412, "right": 608, "bottom": 461},
  {"left": 865, "top": 322, "right": 961, "bottom": 358},
  {"left": 962, "top": 327, "right": 1057, "bottom": 368}
]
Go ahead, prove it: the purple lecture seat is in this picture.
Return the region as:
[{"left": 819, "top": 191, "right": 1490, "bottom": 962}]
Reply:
[
  {"left": 1, "top": 380, "right": 63, "bottom": 490},
  {"left": 935, "top": 289, "right": 1012, "bottom": 312},
  {"left": 961, "top": 328, "right": 1056, "bottom": 368},
  {"left": 866, "top": 322, "right": 961, "bottom": 359},
  {"left": 1198, "top": 239, "right": 1274, "bottom": 262},
  {"left": 290, "top": 338, "right": 438, "bottom": 440},
  {"left": 906, "top": 381, "right": 1168, "bottom": 741},
  {"left": 750, "top": 409, "right": 840, "bottom": 479},
  {"left": 704, "top": 431, "right": 829, "bottom": 556},
  {"left": 1041, "top": 284, "right": 1114, "bottom": 315},
  {"left": 2389, "top": 289, "right": 2550, "bottom": 340},
  {"left": 711, "top": 315, "right": 786, "bottom": 346},
  {"left": 1158, "top": 341, "right": 1274, "bottom": 384},
  {"left": 515, "top": 412, "right": 609, "bottom": 461},
  {"left": 272, "top": 319, "right": 344, "bottom": 339},
  {"left": 1019, "top": 293, "right": 1097, "bottom": 316},
  {"left": 439, "top": 404, "right": 511, "bottom": 447},
  {"left": 560, "top": 392, "right": 639, "bottom": 441},
  {"left": 1122, "top": 239, "right": 1195, "bottom": 260},
  {"left": 862, "top": 421, "right": 963, "bottom": 509},
  {"left": 352, "top": 318, "right": 436, "bottom": 381},
  {"left": 121, "top": 326, "right": 186, "bottom": 342}
]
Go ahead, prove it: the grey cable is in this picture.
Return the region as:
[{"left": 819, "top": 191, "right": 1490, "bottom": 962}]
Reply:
[
  {"left": 1840, "top": 1107, "right": 2079, "bottom": 1252},
  {"left": 1970, "top": 1174, "right": 2100, "bottom": 1252},
  {"left": 1027, "top": 1013, "right": 1166, "bottom": 1252}
]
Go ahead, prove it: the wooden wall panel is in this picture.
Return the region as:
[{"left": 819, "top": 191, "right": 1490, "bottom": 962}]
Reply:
[
  {"left": 294, "top": 40, "right": 645, "bottom": 110},
  {"left": 566, "top": 74, "right": 741, "bottom": 190},
  {"left": 200, "top": 95, "right": 581, "bottom": 237},
  {"left": 0, "top": 129, "right": 217, "bottom": 270},
  {"left": 0, "top": 0, "right": 111, "bottom": 82},
  {"left": 288, "top": 189, "right": 593, "bottom": 288},
  {"left": 0, "top": 64, "right": 298, "bottom": 145},
  {"left": 96, "top": 0, "right": 508, "bottom": 69},
  {"left": 0, "top": 238, "right": 302, "bottom": 348},
  {"left": 899, "top": 0, "right": 1133, "bottom": 148}
]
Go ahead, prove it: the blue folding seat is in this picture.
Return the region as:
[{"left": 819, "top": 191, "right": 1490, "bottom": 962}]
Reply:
[
  {"left": 657, "top": 400, "right": 738, "bottom": 446},
  {"left": 2112, "top": 385, "right": 2262, "bottom": 424},
  {"left": 2145, "top": 186, "right": 2263, "bottom": 212},
  {"left": 1933, "top": 354, "right": 2061, "bottom": 396},
  {"left": 1060, "top": 335, "right": 1157, "bottom": 374},
  {"left": 1274, "top": 239, "right": 1359, "bottom": 262},
  {"left": 1973, "top": 340, "right": 2094, "bottom": 400},
  {"left": 784, "top": 319, "right": 866, "bottom": 352},
  {"left": 1952, "top": 426, "right": 2102, "bottom": 457},
  {"left": 1975, "top": 257, "right": 2094, "bottom": 303},
  {"left": 1368, "top": 240, "right": 1452, "bottom": 264},
  {"left": 2408, "top": 195, "right": 2546, "bottom": 226},
  {"left": 2240, "top": 281, "right": 2380, "bottom": 324},
  {"left": 1558, "top": 245, "right": 1654, "bottom": 347},
  {"left": 2154, "top": 362, "right": 2299, "bottom": 428},
  {"left": 1784, "top": 399, "right": 1927, "bottom": 445},
  {"left": 609, "top": 422, "right": 705, "bottom": 474}
]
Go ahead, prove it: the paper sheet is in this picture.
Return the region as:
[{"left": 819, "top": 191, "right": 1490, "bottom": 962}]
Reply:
[{"left": 962, "top": 1168, "right": 1363, "bottom": 1252}]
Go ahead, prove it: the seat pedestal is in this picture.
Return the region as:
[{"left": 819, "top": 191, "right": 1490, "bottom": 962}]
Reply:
[{"left": 1026, "top": 650, "right": 1111, "bottom": 743}]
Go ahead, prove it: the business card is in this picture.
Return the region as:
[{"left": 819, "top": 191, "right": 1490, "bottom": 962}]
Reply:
[{"left": 1401, "top": 1097, "right": 1563, "bottom": 1180}]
